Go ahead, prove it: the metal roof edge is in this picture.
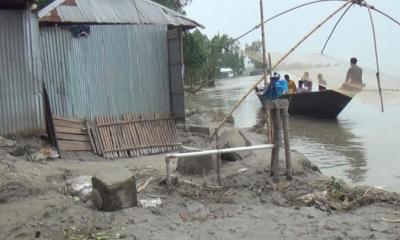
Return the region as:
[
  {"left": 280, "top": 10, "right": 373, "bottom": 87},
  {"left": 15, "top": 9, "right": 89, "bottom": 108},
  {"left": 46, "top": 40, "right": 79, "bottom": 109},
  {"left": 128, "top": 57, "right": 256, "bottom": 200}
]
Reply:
[
  {"left": 140, "top": 0, "right": 204, "bottom": 28},
  {"left": 38, "top": 0, "right": 65, "bottom": 18}
]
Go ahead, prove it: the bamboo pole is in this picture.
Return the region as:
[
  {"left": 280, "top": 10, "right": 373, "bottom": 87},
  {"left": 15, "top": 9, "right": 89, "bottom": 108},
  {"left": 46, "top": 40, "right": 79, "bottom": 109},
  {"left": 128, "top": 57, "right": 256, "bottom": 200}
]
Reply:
[
  {"left": 260, "top": 0, "right": 268, "bottom": 87},
  {"left": 211, "top": 0, "right": 351, "bottom": 138},
  {"left": 228, "top": 0, "right": 348, "bottom": 46},
  {"left": 366, "top": 1, "right": 384, "bottom": 112},
  {"left": 321, "top": 3, "right": 353, "bottom": 53}
]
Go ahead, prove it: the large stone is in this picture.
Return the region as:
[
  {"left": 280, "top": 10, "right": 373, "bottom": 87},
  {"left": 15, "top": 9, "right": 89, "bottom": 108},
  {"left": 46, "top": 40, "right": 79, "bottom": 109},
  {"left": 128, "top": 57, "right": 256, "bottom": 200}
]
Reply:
[
  {"left": 176, "top": 146, "right": 214, "bottom": 176},
  {"left": 92, "top": 168, "right": 137, "bottom": 212},
  {"left": 219, "top": 129, "right": 252, "bottom": 161}
]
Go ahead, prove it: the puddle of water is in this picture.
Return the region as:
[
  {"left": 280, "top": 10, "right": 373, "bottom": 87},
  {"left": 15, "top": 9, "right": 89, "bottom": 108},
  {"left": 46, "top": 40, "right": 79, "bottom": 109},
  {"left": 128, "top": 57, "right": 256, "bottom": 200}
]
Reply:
[{"left": 189, "top": 76, "right": 400, "bottom": 192}]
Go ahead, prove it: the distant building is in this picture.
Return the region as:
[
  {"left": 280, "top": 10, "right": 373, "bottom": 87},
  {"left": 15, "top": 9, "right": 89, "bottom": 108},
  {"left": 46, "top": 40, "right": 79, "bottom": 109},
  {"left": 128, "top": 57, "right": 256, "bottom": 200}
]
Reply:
[
  {"left": 0, "top": 0, "right": 201, "bottom": 135},
  {"left": 219, "top": 68, "right": 234, "bottom": 79}
]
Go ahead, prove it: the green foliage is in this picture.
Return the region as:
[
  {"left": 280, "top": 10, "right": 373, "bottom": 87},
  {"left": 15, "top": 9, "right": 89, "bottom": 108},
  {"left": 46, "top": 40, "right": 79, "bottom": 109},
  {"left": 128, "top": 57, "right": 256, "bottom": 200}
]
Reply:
[
  {"left": 183, "top": 31, "right": 245, "bottom": 85},
  {"left": 37, "top": 0, "right": 52, "bottom": 9}
]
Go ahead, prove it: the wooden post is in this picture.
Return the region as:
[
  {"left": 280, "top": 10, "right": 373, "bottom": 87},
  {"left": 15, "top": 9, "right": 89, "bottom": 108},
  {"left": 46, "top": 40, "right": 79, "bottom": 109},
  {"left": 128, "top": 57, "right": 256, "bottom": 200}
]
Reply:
[
  {"left": 260, "top": 0, "right": 268, "bottom": 87},
  {"left": 271, "top": 108, "right": 280, "bottom": 183},
  {"left": 281, "top": 107, "right": 292, "bottom": 180},
  {"left": 215, "top": 129, "right": 222, "bottom": 186},
  {"left": 267, "top": 99, "right": 291, "bottom": 183}
]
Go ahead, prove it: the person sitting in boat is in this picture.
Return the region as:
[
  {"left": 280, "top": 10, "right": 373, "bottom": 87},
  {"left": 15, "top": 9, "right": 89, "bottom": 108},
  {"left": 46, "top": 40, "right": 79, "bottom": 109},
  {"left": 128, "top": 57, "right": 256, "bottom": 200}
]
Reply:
[
  {"left": 284, "top": 74, "right": 297, "bottom": 94},
  {"left": 263, "top": 73, "right": 286, "bottom": 100},
  {"left": 318, "top": 73, "right": 327, "bottom": 91},
  {"left": 343, "top": 57, "right": 364, "bottom": 89},
  {"left": 299, "top": 72, "right": 313, "bottom": 92}
]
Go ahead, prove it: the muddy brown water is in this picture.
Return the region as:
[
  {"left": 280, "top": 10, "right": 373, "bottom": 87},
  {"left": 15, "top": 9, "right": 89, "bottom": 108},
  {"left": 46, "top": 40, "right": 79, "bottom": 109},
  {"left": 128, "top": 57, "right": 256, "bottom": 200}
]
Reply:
[{"left": 188, "top": 75, "right": 400, "bottom": 192}]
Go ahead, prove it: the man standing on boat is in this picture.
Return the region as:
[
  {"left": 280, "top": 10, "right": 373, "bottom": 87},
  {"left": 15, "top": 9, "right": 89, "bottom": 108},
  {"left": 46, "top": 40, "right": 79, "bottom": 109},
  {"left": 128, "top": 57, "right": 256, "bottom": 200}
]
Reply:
[{"left": 344, "top": 57, "right": 363, "bottom": 87}]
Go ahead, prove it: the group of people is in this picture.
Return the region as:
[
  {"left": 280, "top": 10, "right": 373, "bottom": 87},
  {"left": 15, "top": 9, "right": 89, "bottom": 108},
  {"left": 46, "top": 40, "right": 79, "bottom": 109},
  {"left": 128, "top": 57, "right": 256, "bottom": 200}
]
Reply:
[
  {"left": 260, "top": 72, "right": 326, "bottom": 100},
  {"left": 297, "top": 72, "right": 328, "bottom": 93},
  {"left": 258, "top": 57, "right": 364, "bottom": 100}
]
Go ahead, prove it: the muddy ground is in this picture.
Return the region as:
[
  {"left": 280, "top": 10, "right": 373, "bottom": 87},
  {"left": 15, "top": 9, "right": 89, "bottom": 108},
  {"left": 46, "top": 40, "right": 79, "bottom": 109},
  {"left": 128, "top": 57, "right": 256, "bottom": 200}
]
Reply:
[{"left": 1, "top": 100, "right": 400, "bottom": 239}]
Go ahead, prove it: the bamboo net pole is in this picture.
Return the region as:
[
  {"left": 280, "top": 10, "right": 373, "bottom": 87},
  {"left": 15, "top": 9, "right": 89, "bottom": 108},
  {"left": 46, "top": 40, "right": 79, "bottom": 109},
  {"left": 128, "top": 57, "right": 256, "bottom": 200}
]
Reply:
[
  {"left": 228, "top": 0, "right": 348, "bottom": 46},
  {"left": 366, "top": 1, "right": 384, "bottom": 112},
  {"left": 211, "top": 0, "right": 351, "bottom": 138},
  {"left": 321, "top": 3, "right": 353, "bottom": 53}
]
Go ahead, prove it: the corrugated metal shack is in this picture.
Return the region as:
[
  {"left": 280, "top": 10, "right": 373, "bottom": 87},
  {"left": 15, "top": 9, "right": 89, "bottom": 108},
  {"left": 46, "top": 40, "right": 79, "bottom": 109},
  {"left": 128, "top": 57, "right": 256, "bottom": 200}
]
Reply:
[
  {"left": 0, "top": 0, "right": 43, "bottom": 135},
  {"left": 38, "top": 0, "right": 201, "bottom": 121}
]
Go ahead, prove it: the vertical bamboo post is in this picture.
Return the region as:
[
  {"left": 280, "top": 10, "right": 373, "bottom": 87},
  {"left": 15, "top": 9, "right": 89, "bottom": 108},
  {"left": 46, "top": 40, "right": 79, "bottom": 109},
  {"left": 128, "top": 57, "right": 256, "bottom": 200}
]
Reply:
[
  {"left": 260, "top": 0, "right": 268, "bottom": 87},
  {"left": 215, "top": 129, "right": 222, "bottom": 186},
  {"left": 281, "top": 106, "right": 292, "bottom": 180},
  {"left": 271, "top": 108, "right": 281, "bottom": 183}
]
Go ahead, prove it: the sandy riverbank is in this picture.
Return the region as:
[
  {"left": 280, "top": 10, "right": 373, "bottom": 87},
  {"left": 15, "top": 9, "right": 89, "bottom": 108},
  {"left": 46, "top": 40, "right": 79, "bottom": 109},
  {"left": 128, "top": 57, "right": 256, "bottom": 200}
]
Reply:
[{"left": 0, "top": 100, "right": 400, "bottom": 239}]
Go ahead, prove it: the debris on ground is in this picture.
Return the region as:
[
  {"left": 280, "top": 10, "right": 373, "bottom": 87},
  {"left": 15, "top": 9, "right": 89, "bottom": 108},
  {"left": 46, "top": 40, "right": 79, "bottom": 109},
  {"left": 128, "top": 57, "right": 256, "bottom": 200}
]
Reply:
[
  {"left": 30, "top": 147, "right": 59, "bottom": 162},
  {"left": 0, "top": 136, "right": 15, "bottom": 147},
  {"left": 139, "top": 198, "right": 162, "bottom": 208},
  {"left": 179, "top": 201, "right": 210, "bottom": 222},
  {"left": 63, "top": 226, "right": 127, "bottom": 240},
  {"left": 237, "top": 168, "right": 248, "bottom": 173},
  {"left": 64, "top": 176, "right": 93, "bottom": 202},
  {"left": 297, "top": 177, "right": 384, "bottom": 211}
]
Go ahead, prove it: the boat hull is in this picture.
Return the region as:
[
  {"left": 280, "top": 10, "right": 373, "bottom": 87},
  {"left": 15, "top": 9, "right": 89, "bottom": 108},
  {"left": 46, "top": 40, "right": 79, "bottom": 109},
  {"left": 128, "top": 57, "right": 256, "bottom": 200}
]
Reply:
[{"left": 257, "top": 90, "right": 353, "bottom": 119}]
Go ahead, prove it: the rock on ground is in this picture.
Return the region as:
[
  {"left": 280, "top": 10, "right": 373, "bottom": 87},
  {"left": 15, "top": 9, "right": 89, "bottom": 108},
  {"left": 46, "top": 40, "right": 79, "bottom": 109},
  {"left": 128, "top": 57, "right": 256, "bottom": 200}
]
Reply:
[
  {"left": 219, "top": 128, "right": 252, "bottom": 161},
  {"left": 176, "top": 146, "right": 214, "bottom": 176},
  {"left": 92, "top": 168, "right": 137, "bottom": 211}
]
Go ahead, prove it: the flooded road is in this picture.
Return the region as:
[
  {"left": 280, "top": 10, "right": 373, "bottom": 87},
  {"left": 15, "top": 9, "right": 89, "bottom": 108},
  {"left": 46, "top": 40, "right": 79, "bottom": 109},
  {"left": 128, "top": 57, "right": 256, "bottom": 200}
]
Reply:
[{"left": 189, "top": 75, "right": 400, "bottom": 192}]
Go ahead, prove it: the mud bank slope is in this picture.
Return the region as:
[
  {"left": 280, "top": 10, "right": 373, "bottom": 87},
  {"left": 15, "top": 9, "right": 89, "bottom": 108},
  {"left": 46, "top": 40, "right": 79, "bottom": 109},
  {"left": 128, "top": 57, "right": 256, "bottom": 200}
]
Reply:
[{"left": 0, "top": 106, "right": 400, "bottom": 239}]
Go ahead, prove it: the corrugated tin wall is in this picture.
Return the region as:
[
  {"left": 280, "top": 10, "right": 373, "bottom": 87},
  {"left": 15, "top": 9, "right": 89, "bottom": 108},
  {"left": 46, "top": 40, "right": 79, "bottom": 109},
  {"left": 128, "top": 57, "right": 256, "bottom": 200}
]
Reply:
[
  {"left": 40, "top": 24, "right": 171, "bottom": 119},
  {"left": 0, "top": 10, "right": 43, "bottom": 135},
  {"left": 167, "top": 28, "right": 185, "bottom": 121}
]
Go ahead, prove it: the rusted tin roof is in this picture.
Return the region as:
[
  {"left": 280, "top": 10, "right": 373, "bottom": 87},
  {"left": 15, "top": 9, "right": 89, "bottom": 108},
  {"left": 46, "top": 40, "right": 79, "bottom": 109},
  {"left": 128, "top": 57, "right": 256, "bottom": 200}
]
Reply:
[{"left": 38, "top": 0, "right": 202, "bottom": 28}]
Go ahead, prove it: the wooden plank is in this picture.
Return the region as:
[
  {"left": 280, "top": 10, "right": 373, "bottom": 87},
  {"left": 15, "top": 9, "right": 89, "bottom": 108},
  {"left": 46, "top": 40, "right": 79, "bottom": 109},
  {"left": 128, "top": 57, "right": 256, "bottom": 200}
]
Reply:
[
  {"left": 134, "top": 113, "right": 149, "bottom": 155},
  {"left": 86, "top": 120, "right": 97, "bottom": 155},
  {"left": 96, "top": 118, "right": 171, "bottom": 127},
  {"left": 54, "top": 119, "right": 85, "bottom": 129},
  {"left": 122, "top": 113, "right": 137, "bottom": 156},
  {"left": 142, "top": 113, "right": 156, "bottom": 153},
  {"left": 97, "top": 116, "right": 110, "bottom": 158},
  {"left": 55, "top": 126, "right": 87, "bottom": 135},
  {"left": 56, "top": 133, "right": 90, "bottom": 142},
  {"left": 91, "top": 122, "right": 104, "bottom": 156},
  {"left": 53, "top": 115, "right": 85, "bottom": 124},
  {"left": 103, "top": 143, "right": 181, "bottom": 153},
  {"left": 58, "top": 140, "right": 92, "bottom": 151}
]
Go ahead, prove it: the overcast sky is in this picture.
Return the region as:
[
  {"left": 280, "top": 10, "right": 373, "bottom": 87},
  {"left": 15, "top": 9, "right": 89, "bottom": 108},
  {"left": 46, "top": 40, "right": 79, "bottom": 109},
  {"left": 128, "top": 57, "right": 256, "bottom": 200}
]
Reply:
[{"left": 186, "top": 0, "right": 400, "bottom": 75}]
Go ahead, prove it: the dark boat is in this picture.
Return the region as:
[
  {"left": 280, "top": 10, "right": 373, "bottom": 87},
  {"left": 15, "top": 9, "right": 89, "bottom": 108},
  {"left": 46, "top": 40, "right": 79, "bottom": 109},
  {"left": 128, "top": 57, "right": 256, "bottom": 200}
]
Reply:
[{"left": 256, "top": 85, "right": 362, "bottom": 118}]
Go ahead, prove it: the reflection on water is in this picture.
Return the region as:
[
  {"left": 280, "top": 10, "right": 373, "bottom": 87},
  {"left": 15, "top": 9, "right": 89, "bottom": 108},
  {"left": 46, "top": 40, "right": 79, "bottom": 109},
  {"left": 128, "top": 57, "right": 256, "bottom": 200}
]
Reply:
[{"left": 188, "top": 76, "right": 400, "bottom": 191}]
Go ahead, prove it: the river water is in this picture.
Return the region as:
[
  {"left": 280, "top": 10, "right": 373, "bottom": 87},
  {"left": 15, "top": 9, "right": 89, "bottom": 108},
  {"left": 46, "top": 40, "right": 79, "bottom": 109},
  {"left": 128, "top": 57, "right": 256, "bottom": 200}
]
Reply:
[{"left": 189, "top": 75, "right": 400, "bottom": 192}]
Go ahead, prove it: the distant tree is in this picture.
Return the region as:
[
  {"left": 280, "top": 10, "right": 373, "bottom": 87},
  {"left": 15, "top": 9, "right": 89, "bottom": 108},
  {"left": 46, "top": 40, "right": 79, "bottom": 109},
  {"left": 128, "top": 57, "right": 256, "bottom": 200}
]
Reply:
[
  {"left": 37, "top": 0, "right": 53, "bottom": 9},
  {"left": 183, "top": 30, "right": 208, "bottom": 87},
  {"left": 245, "top": 40, "right": 264, "bottom": 70}
]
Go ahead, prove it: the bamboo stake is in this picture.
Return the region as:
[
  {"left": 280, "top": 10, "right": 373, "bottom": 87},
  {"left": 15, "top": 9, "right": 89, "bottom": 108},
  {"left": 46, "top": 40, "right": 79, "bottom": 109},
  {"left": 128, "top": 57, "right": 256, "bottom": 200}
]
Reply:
[
  {"left": 211, "top": 0, "right": 351, "bottom": 138},
  {"left": 366, "top": 1, "right": 384, "bottom": 112},
  {"left": 260, "top": 0, "right": 268, "bottom": 87}
]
